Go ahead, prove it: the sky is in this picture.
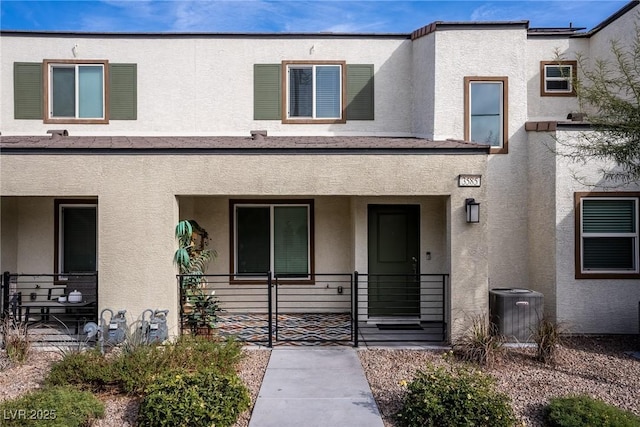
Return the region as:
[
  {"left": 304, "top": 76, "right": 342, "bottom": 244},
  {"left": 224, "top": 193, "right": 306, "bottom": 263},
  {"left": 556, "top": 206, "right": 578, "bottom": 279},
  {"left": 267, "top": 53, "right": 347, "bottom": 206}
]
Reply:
[{"left": 0, "top": 0, "right": 631, "bottom": 34}]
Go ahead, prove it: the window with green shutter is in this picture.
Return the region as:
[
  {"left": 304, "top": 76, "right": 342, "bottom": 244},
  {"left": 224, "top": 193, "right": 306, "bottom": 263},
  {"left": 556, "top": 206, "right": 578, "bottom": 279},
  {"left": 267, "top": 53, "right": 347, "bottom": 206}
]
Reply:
[
  {"left": 14, "top": 60, "right": 136, "bottom": 123},
  {"left": 254, "top": 62, "right": 374, "bottom": 123},
  {"left": 577, "top": 194, "right": 639, "bottom": 278},
  {"left": 232, "top": 200, "right": 314, "bottom": 280}
]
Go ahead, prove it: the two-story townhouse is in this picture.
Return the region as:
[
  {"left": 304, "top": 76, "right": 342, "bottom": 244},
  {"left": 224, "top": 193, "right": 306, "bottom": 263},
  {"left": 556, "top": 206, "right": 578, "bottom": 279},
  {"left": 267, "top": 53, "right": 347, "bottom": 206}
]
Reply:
[{"left": 1, "top": 1, "right": 638, "bottom": 343}]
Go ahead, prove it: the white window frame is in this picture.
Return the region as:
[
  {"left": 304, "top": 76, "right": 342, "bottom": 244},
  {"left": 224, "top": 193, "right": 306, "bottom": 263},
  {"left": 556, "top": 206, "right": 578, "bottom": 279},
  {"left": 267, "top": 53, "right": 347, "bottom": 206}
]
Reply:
[
  {"left": 540, "top": 60, "right": 577, "bottom": 96},
  {"left": 57, "top": 203, "right": 99, "bottom": 276},
  {"left": 233, "top": 202, "right": 312, "bottom": 280},
  {"left": 282, "top": 61, "right": 346, "bottom": 124},
  {"left": 578, "top": 196, "right": 639, "bottom": 276},
  {"left": 44, "top": 59, "right": 108, "bottom": 124}
]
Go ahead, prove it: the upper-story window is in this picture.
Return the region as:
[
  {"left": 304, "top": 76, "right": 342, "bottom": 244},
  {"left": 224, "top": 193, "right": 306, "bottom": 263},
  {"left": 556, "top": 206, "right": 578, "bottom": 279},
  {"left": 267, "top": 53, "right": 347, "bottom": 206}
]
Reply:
[
  {"left": 576, "top": 193, "right": 639, "bottom": 279},
  {"left": 464, "top": 76, "right": 508, "bottom": 154},
  {"left": 540, "top": 61, "right": 577, "bottom": 96},
  {"left": 44, "top": 59, "right": 109, "bottom": 124},
  {"left": 282, "top": 61, "right": 346, "bottom": 124},
  {"left": 254, "top": 62, "right": 373, "bottom": 123}
]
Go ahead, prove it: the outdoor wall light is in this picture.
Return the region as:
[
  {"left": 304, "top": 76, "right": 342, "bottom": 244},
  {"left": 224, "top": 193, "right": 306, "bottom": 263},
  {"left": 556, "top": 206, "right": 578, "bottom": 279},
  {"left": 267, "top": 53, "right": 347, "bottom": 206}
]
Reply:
[{"left": 465, "top": 198, "right": 480, "bottom": 223}]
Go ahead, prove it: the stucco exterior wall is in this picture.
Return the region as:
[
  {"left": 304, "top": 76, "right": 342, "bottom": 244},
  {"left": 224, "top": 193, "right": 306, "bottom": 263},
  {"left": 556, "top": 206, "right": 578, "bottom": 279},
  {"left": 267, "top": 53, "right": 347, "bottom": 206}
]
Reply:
[
  {"left": 0, "top": 34, "right": 413, "bottom": 137},
  {"left": 1, "top": 152, "right": 487, "bottom": 337},
  {"left": 411, "top": 32, "right": 435, "bottom": 139},
  {"left": 589, "top": 4, "right": 639, "bottom": 67},
  {"left": 431, "top": 26, "right": 531, "bottom": 291},
  {"left": 525, "top": 37, "right": 587, "bottom": 121},
  {"left": 555, "top": 129, "right": 640, "bottom": 334},
  {"left": 526, "top": 131, "right": 558, "bottom": 319}
]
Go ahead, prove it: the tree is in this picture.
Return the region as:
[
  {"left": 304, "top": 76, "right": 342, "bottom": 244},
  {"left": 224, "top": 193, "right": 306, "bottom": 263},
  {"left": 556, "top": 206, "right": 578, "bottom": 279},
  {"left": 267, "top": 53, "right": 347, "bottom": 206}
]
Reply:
[{"left": 560, "top": 19, "right": 640, "bottom": 185}]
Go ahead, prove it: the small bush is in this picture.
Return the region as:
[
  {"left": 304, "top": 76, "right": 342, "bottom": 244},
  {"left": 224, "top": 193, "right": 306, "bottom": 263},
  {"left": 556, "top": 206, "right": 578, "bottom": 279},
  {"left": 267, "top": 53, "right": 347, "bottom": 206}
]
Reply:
[
  {"left": 1, "top": 318, "right": 30, "bottom": 364},
  {"left": 46, "top": 335, "right": 244, "bottom": 395},
  {"left": 453, "top": 313, "right": 504, "bottom": 367},
  {"left": 46, "top": 349, "right": 116, "bottom": 391},
  {"left": 533, "top": 317, "right": 564, "bottom": 364},
  {"left": 545, "top": 395, "right": 640, "bottom": 427},
  {"left": 138, "top": 368, "right": 250, "bottom": 427},
  {"left": 396, "top": 363, "right": 516, "bottom": 427},
  {"left": 0, "top": 385, "right": 104, "bottom": 427}
]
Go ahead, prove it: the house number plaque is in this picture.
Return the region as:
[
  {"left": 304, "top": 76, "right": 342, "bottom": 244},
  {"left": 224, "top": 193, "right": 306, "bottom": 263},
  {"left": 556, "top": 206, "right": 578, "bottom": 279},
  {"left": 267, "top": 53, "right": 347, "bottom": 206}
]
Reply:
[{"left": 458, "top": 174, "right": 482, "bottom": 187}]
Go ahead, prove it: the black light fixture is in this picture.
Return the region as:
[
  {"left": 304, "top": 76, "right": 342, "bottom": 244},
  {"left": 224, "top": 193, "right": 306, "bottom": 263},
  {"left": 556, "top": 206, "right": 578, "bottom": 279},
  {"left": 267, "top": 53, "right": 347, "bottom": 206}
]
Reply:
[{"left": 465, "top": 198, "right": 480, "bottom": 223}]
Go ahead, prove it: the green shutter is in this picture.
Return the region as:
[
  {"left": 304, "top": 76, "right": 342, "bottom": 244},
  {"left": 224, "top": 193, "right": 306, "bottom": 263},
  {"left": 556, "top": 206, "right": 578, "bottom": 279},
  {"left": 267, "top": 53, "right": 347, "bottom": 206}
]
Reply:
[
  {"left": 346, "top": 64, "right": 374, "bottom": 120},
  {"left": 254, "top": 64, "right": 281, "bottom": 120},
  {"left": 109, "top": 63, "right": 137, "bottom": 120},
  {"left": 14, "top": 62, "right": 43, "bottom": 119}
]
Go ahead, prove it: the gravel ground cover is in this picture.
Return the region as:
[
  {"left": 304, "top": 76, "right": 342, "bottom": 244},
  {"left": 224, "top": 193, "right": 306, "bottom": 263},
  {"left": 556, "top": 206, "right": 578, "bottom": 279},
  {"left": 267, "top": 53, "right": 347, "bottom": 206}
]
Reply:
[
  {"left": 359, "top": 335, "right": 640, "bottom": 427},
  {"left": 0, "top": 347, "right": 271, "bottom": 427},
  {"left": 2, "top": 336, "right": 638, "bottom": 426}
]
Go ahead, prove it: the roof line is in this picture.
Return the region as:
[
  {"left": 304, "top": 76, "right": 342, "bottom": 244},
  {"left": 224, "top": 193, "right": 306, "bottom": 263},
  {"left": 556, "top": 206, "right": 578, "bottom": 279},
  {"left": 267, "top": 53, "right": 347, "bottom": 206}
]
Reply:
[
  {"left": 573, "top": 0, "right": 639, "bottom": 38},
  {"left": 0, "top": 29, "right": 410, "bottom": 39},
  {"left": 0, "top": 147, "right": 490, "bottom": 155},
  {"left": 412, "top": 20, "right": 528, "bottom": 40}
]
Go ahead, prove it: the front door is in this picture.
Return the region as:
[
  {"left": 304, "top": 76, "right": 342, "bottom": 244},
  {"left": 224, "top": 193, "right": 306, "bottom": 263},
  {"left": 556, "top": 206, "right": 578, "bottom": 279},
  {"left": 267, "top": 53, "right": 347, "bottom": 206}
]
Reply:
[{"left": 367, "top": 205, "right": 420, "bottom": 317}]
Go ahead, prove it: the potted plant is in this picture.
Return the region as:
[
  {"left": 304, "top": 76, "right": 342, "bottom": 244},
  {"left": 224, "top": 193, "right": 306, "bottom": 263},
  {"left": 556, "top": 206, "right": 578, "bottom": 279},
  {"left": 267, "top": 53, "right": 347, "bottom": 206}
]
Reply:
[{"left": 174, "top": 219, "right": 219, "bottom": 337}]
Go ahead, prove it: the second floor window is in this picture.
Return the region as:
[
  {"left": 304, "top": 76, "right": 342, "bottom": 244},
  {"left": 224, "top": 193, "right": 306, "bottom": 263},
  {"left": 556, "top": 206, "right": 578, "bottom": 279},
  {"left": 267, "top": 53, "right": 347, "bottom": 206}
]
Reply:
[
  {"left": 540, "top": 60, "right": 577, "bottom": 96},
  {"left": 464, "top": 76, "right": 508, "bottom": 154},
  {"left": 45, "top": 60, "right": 108, "bottom": 123},
  {"left": 283, "top": 61, "right": 346, "bottom": 123}
]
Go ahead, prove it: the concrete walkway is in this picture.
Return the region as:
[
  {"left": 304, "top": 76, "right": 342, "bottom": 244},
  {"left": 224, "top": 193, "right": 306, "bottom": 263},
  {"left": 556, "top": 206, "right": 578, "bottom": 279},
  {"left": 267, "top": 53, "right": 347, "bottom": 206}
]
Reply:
[{"left": 248, "top": 347, "right": 384, "bottom": 427}]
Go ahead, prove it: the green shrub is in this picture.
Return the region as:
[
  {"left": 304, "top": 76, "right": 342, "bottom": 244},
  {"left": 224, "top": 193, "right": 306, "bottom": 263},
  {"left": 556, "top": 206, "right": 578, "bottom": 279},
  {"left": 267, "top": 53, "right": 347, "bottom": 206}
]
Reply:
[
  {"left": 45, "top": 349, "right": 116, "bottom": 391},
  {"left": 0, "top": 385, "right": 104, "bottom": 427},
  {"left": 396, "top": 363, "right": 516, "bottom": 427},
  {"left": 45, "top": 335, "right": 244, "bottom": 395},
  {"left": 545, "top": 395, "right": 640, "bottom": 427},
  {"left": 138, "top": 368, "right": 250, "bottom": 427},
  {"left": 453, "top": 313, "right": 504, "bottom": 367}
]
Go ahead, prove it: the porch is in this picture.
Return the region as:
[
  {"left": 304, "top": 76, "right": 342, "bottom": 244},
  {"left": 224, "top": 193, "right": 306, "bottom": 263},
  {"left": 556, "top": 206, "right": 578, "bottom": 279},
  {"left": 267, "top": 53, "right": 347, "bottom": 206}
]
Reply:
[
  {"left": 179, "top": 272, "right": 448, "bottom": 347},
  {"left": 0, "top": 272, "right": 98, "bottom": 343}
]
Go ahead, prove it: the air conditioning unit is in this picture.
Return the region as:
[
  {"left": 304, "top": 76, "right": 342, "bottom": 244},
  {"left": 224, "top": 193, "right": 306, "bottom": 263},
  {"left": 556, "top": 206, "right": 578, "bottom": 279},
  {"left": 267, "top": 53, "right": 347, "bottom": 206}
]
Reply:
[{"left": 489, "top": 288, "right": 543, "bottom": 342}]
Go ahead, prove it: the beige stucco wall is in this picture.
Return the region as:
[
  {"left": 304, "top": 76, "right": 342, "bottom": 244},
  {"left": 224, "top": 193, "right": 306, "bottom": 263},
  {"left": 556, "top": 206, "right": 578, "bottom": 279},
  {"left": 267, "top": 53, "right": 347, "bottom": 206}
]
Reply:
[
  {"left": 554, "top": 129, "right": 640, "bottom": 334},
  {"left": 0, "top": 34, "right": 413, "bottom": 137},
  {"left": 411, "top": 32, "right": 436, "bottom": 139},
  {"left": 1, "top": 152, "right": 487, "bottom": 338}
]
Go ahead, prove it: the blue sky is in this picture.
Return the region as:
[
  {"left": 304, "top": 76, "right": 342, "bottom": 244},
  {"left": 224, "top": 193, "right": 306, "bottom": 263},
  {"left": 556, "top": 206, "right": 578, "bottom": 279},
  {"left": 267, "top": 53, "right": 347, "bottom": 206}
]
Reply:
[{"left": 0, "top": 1, "right": 630, "bottom": 33}]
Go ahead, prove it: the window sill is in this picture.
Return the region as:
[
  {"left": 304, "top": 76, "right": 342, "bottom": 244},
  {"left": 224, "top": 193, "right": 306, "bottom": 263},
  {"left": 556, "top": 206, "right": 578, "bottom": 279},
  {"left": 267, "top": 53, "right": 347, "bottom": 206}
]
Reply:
[
  {"left": 541, "top": 92, "right": 576, "bottom": 97},
  {"left": 44, "top": 118, "right": 109, "bottom": 125},
  {"left": 282, "top": 118, "right": 346, "bottom": 125},
  {"left": 575, "top": 272, "right": 640, "bottom": 280}
]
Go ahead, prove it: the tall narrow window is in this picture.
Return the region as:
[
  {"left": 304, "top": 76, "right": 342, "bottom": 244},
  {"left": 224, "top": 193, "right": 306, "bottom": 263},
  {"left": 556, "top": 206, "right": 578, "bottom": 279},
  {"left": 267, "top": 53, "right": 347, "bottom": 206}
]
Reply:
[
  {"left": 576, "top": 193, "right": 639, "bottom": 278},
  {"left": 45, "top": 60, "right": 108, "bottom": 124},
  {"left": 232, "top": 201, "right": 313, "bottom": 279},
  {"left": 464, "top": 77, "right": 508, "bottom": 154},
  {"left": 56, "top": 202, "right": 98, "bottom": 274},
  {"left": 283, "top": 61, "right": 345, "bottom": 123}
]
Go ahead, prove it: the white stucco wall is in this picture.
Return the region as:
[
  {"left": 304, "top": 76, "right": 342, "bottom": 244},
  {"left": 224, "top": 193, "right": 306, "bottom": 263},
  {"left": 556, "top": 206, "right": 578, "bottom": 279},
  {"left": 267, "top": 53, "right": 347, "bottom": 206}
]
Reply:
[
  {"left": 432, "top": 26, "right": 531, "bottom": 290},
  {"left": 526, "top": 131, "right": 558, "bottom": 319},
  {"left": 525, "top": 37, "right": 587, "bottom": 121},
  {"left": 1, "top": 152, "right": 487, "bottom": 337},
  {"left": 554, "top": 129, "right": 640, "bottom": 334},
  {"left": 0, "top": 34, "right": 413, "bottom": 137},
  {"left": 411, "top": 32, "right": 435, "bottom": 139}
]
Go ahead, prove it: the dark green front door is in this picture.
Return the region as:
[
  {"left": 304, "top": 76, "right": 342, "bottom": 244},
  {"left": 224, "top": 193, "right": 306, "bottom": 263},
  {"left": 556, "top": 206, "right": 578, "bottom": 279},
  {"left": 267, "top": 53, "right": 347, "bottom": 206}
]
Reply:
[{"left": 368, "top": 205, "right": 420, "bottom": 317}]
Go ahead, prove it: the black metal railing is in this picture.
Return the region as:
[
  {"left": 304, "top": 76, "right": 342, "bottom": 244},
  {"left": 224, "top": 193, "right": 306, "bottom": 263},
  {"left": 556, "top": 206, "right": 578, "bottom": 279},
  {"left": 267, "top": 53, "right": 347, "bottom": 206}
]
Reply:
[
  {"left": 355, "top": 273, "right": 448, "bottom": 345},
  {"left": 177, "top": 271, "right": 448, "bottom": 347},
  {"left": 1, "top": 271, "right": 99, "bottom": 335},
  {"left": 178, "top": 273, "right": 272, "bottom": 346},
  {"left": 274, "top": 273, "right": 354, "bottom": 345}
]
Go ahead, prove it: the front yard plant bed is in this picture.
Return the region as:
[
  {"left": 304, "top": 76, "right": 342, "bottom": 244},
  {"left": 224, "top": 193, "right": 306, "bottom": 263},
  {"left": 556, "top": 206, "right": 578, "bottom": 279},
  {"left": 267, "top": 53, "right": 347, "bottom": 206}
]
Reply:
[{"left": 359, "top": 335, "right": 640, "bottom": 427}]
